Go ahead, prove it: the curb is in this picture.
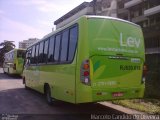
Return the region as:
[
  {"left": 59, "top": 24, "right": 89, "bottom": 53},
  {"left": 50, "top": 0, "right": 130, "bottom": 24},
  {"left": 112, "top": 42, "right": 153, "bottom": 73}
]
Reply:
[{"left": 99, "top": 102, "right": 146, "bottom": 115}]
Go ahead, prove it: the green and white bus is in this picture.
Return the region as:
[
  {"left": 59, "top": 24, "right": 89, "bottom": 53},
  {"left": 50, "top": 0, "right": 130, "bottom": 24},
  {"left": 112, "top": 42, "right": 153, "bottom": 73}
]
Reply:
[
  {"left": 23, "top": 15, "right": 146, "bottom": 104},
  {"left": 3, "top": 49, "right": 26, "bottom": 76}
]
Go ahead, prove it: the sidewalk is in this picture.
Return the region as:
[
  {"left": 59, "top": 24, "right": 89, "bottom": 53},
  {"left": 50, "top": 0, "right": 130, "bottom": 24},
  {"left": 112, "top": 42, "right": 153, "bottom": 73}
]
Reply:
[{"left": 99, "top": 102, "right": 146, "bottom": 115}]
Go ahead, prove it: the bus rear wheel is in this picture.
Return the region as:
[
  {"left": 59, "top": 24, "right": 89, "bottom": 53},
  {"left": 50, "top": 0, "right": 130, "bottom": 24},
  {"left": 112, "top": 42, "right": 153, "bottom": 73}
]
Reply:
[
  {"left": 23, "top": 78, "right": 27, "bottom": 89},
  {"left": 45, "top": 85, "right": 53, "bottom": 105}
]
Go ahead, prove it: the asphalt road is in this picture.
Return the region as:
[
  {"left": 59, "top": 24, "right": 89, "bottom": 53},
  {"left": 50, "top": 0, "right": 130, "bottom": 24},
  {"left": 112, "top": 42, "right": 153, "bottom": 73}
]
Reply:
[{"left": 0, "top": 68, "right": 129, "bottom": 120}]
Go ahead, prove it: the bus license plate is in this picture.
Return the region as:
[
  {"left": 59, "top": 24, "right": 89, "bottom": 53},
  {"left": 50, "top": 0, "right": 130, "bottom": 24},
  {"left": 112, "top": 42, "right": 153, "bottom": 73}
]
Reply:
[{"left": 112, "top": 92, "right": 124, "bottom": 97}]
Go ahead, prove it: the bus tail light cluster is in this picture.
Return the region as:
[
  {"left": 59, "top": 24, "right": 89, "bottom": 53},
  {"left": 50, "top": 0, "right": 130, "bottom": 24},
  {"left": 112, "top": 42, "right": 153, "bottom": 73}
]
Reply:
[
  {"left": 80, "top": 59, "right": 91, "bottom": 85},
  {"left": 13, "top": 64, "right": 16, "bottom": 70},
  {"left": 142, "top": 64, "right": 147, "bottom": 84}
]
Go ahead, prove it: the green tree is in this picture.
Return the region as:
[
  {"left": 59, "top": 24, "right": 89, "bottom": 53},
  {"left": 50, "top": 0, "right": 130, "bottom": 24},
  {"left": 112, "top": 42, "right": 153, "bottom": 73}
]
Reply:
[{"left": 0, "top": 40, "right": 15, "bottom": 66}]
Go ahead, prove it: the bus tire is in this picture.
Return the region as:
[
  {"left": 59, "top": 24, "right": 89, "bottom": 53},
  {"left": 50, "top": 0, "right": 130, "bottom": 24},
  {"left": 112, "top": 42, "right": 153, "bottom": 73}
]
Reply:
[
  {"left": 25, "top": 85, "right": 29, "bottom": 90},
  {"left": 24, "top": 83, "right": 29, "bottom": 89},
  {"left": 45, "top": 85, "right": 53, "bottom": 105},
  {"left": 23, "top": 78, "right": 28, "bottom": 89}
]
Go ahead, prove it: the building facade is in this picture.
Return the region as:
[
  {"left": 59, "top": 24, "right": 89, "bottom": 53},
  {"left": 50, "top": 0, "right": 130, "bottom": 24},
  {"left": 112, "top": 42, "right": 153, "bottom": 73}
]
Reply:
[
  {"left": 54, "top": 0, "right": 119, "bottom": 29},
  {"left": 94, "top": 0, "right": 118, "bottom": 17},
  {"left": 54, "top": 2, "right": 94, "bottom": 29},
  {"left": 19, "top": 38, "right": 39, "bottom": 49}
]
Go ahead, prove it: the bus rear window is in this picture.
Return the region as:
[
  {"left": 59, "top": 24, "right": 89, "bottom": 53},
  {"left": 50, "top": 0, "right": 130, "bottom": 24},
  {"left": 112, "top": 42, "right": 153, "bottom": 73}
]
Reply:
[{"left": 17, "top": 50, "right": 25, "bottom": 58}]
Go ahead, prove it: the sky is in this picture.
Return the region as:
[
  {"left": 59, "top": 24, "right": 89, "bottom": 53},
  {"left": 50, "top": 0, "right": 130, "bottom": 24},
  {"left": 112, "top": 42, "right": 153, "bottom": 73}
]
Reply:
[{"left": 0, "top": 0, "right": 92, "bottom": 48}]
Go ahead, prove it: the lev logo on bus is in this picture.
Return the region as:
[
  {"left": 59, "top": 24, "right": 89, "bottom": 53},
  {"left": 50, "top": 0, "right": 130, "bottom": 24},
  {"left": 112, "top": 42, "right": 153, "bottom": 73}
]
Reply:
[{"left": 120, "top": 33, "right": 141, "bottom": 48}]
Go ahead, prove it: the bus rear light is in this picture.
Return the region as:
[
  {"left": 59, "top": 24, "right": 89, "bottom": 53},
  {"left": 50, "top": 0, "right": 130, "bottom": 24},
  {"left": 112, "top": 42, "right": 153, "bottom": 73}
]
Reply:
[
  {"left": 97, "top": 92, "right": 102, "bottom": 96},
  {"left": 13, "top": 64, "right": 16, "bottom": 70},
  {"left": 84, "top": 71, "right": 89, "bottom": 76},
  {"left": 97, "top": 92, "right": 107, "bottom": 96},
  {"left": 84, "top": 64, "right": 89, "bottom": 70},
  {"left": 84, "top": 77, "right": 89, "bottom": 83},
  {"left": 80, "top": 59, "right": 91, "bottom": 85}
]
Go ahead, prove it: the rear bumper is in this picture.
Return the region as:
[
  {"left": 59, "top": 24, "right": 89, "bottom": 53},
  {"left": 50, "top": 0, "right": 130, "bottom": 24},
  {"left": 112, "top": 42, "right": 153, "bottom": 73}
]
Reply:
[
  {"left": 76, "top": 86, "right": 145, "bottom": 103},
  {"left": 92, "top": 86, "right": 145, "bottom": 102}
]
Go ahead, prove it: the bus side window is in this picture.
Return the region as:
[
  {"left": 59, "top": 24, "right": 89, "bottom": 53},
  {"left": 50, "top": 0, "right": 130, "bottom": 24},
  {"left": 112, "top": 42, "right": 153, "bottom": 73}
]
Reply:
[
  {"left": 68, "top": 26, "right": 78, "bottom": 61},
  {"left": 35, "top": 43, "right": 39, "bottom": 64},
  {"left": 48, "top": 36, "right": 55, "bottom": 63},
  {"left": 22, "top": 53, "right": 25, "bottom": 59},
  {"left": 30, "top": 46, "right": 36, "bottom": 64},
  {"left": 38, "top": 41, "right": 44, "bottom": 63},
  {"left": 60, "top": 29, "right": 69, "bottom": 62},
  {"left": 54, "top": 34, "right": 61, "bottom": 62},
  {"left": 44, "top": 39, "right": 49, "bottom": 63},
  {"left": 25, "top": 49, "right": 31, "bottom": 66}
]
